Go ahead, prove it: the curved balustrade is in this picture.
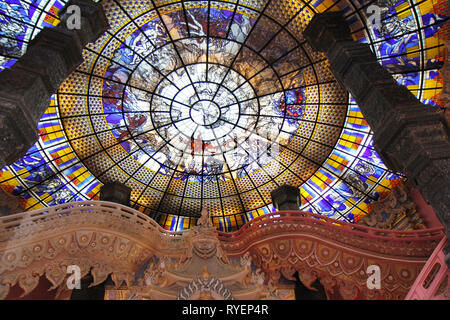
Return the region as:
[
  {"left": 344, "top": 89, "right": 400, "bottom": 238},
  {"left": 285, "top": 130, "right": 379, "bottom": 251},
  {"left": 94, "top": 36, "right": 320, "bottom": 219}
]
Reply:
[
  {"left": 0, "top": 200, "right": 186, "bottom": 238},
  {"left": 217, "top": 211, "right": 444, "bottom": 258},
  {"left": 218, "top": 210, "right": 444, "bottom": 241},
  {"left": 0, "top": 201, "right": 190, "bottom": 255},
  {"left": 0, "top": 201, "right": 444, "bottom": 257},
  {"left": 0, "top": 200, "right": 445, "bottom": 300}
]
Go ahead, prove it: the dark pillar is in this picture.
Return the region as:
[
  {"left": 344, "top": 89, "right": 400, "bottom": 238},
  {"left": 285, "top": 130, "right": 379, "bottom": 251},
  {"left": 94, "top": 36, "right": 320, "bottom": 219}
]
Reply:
[
  {"left": 0, "top": 0, "right": 109, "bottom": 167},
  {"left": 304, "top": 12, "right": 450, "bottom": 250},
  {"left": 271, "top": 185, "right": 300, "bottom": 211},
  {"left": 100, "top": 182, "right": 131, "bottom": 206}
]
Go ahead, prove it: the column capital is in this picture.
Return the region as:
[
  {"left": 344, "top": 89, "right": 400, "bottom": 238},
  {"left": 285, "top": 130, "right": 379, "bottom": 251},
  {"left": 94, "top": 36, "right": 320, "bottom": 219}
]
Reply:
[
  {"left": 58, "top": 0, "right": 110, "bottom": 47},
  {"left": 303, "top": 12, "right": 352, "bottom": 53},
  {"left": 100, "top": 182, "right": 132, "bottom": 207},
  {"left": 271, "top": 185, "right": 300, "bottom": 211},
  {"left": 16, "top": 28, "right": 83, "bottom": 93}
]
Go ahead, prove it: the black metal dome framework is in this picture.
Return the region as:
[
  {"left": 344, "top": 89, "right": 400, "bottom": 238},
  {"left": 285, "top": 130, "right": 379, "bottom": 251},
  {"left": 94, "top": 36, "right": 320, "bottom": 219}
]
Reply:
[{"left": 0, "top": 0, "right": 447, "bottom": 231}]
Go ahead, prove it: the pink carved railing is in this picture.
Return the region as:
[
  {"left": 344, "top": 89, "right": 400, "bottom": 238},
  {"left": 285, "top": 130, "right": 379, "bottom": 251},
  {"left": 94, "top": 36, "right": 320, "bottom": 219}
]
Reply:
[
  {"left": 217, "top": 211, "right": 445, "bottom": 257},
  {"left": 1, "top": 201, "right": 446, "bottom": 300},
  {"left": 0, "top": 201, "right": 444, "bottom": 257},
  {"left": 405, "top": 237, "right": 449, "bottom": 300},
  {"left": 0, "top": 201, "right": 187, "bottom": 241},
  {"left": 218, "top": 210, "right": 444, "bottom": 241}
]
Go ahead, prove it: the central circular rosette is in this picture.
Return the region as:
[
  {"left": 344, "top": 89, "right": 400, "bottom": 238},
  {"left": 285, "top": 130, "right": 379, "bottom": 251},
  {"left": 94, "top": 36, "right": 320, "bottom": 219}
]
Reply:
[
  {"left": 152, "top": 65, "right": 245, "bottom": 143},
  {"left": 190, "top": 100, "right": 220, "bottom": 126}
]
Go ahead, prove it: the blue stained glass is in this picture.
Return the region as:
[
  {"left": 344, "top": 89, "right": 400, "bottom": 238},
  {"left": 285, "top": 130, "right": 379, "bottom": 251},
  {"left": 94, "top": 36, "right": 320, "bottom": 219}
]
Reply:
[{"left": 0, "top": 0, "right": 446, "bottom": 231}]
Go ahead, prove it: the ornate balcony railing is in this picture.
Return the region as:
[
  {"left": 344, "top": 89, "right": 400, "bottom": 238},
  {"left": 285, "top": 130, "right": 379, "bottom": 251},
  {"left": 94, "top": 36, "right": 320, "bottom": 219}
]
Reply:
[
  {"left": 1, "top": 200, "right": 184, "bottom": 237},
  {"left": 0, "top": 200, "right": 446, "bottom": 299},
  {"left": 0, "top": 201, "right": 188, "bottom": 253},
  {"left": 1, "top": 201, "right": 444, "bottom": 257},
  {"left": 217, "top": 210, "right": 444, "bottom": 257},
  {"left": 405, "top": 237, "right": 449, "bottom": 299}
]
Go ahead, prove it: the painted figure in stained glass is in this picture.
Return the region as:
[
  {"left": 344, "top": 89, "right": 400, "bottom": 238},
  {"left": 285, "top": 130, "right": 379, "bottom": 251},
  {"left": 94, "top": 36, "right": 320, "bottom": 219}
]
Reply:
[
  {"left": 11, "top": 153, "right": 72, "bottom": 205},
  {"left": 0, "top": 1, "right": 30, "bottom": 68},
  {"left": 0, "top": 0, "right": 446, "bottom": 231}
]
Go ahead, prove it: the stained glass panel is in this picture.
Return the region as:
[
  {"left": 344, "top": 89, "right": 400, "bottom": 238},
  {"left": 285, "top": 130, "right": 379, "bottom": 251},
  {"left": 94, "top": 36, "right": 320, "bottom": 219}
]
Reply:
[{"left": 0, "top": 0, "right": 447, "bottom": 232}]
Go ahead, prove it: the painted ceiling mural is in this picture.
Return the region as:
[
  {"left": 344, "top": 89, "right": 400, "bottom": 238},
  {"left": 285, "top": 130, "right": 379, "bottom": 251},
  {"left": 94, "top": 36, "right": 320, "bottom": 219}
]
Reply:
[{"left": 0, "top": 0, "right": 447, "bottom": 231}]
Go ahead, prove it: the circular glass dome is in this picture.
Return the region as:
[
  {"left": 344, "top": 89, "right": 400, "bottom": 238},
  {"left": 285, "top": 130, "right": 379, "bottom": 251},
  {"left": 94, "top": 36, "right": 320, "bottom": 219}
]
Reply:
[
  {"left": 0, "top": 0, "right": 447, "bottom": 232},
  {"left": 79, "top": 2, "right": 343, "bottom": 225}
]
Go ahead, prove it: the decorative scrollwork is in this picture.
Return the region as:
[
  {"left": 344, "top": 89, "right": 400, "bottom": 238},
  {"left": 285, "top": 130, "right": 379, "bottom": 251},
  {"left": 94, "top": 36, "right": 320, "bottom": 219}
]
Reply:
[
  {"left": 177, "top": 266, "right": 234, "bottom": 300},
  {"left": 0, "top": 201, "right": 444, "bottom": 299}
]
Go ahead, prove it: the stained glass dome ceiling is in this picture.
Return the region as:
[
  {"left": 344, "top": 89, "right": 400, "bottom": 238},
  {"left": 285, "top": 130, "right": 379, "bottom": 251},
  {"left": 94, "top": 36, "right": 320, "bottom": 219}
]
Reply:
[{"left": 0, "top": 0, "right": 447, "bottom": 231}]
